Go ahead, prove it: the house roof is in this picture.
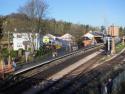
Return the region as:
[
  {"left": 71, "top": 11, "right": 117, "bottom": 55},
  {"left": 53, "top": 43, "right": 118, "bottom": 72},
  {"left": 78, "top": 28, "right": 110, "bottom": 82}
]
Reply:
[
  {"left": 45, "top": 34, "right": 56, "bottom": 39},
  {"left": 83, "top": 33, "right": 94, "bottom": 40},
  {"left": 58, "top": 33, "right": 76, "bottom": 42},
  {"left": 90, "top": 31, "right": 104, "bottom": 37},
  {"left": 61, "top": 33, "right": 75, "bottom": 39},
  {"left": 82, "top": 31, "right": 104, "bottom": 39}
]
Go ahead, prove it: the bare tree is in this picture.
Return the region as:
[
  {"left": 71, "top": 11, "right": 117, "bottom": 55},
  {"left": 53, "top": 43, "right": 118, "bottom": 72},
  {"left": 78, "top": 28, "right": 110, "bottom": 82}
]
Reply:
[
  {"left": 18, "top": 0, "right": 48, "bottom": 54},
  {"left": 18, "top": 0, "right": 48, "bottom": 33}
]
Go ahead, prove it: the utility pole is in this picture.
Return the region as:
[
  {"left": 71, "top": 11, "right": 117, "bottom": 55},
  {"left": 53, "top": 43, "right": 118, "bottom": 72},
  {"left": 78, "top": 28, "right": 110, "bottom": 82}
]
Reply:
[
  {"left": 0, "top": 21, "right": 7, "bottom": 79},
  {"left": 111, "top": 25, "right": 116, "bottom": 54},
  {"left": 122, "top": 36, "right": 125, "bottom": 45},
  {"left": 107, "top": 36, "right": 110, "bottom": 52},
  {"left": 8, "top": 31, "right": 11, "bottom": 69},
  {"left": 0, "top": 57, "right": 4, "bottom": 79}
]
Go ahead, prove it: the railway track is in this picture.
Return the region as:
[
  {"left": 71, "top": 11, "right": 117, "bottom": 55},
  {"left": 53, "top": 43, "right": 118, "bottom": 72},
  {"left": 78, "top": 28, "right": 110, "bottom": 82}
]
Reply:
[
  {"left": 36, "top": 50, "right": 125, "bottom": 94},
  {"left": 74, "top": 51, "right": 125, "bottom": 94},
  {"left": 36, "top": 52, "right": 104, "bottom": 94},
  {"left": 0, "top": 44, "right": 104, "bottom": 94},
  {"left": 61, "top": 51, "right": 125, "bottom": 94},
  {"left": 49, "top": 49, "right": 125, "bottom": 94}
]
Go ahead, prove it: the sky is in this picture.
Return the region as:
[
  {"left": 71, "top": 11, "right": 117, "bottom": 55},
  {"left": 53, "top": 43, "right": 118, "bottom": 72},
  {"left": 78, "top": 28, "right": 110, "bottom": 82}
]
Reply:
[{"left": 0, "top": 0, "right": 125, "bottom": 26}]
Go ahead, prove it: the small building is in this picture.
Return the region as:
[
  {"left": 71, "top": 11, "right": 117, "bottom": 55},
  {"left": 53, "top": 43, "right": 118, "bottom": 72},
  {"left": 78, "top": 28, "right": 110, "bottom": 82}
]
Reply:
[
  {"left": 82, "top": 31, "right": 104, "bottom": 46},
  {"left": 59, "top": 33, "right": 77, "bottom": 51},
  {"left": 91, "top": 31, "right": 104, "bottom": 43},
  {"left": 42, "top": 33, "right": 77, "bottom": 51},
  {"left": 82, "top": 32, "right": 95, "bottom": 46},
  {"left": 59, "top": 33, "right": 76, "bottom": 46},
  {"left": 108, "top": 26, "right": 119, "bottom": 37},
  {"left": 13, "top": 33, "right": 40, "bottom": 51}
]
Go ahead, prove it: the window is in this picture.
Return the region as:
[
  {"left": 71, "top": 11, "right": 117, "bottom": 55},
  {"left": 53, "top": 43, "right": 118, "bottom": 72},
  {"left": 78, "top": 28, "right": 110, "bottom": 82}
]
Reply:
[{"left": 17, "top": 34, "right": 22, "bottom": 38}]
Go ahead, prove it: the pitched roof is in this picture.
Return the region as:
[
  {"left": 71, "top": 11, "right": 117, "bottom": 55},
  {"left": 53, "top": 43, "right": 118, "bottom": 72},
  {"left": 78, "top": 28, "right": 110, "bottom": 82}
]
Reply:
[
  {"left": 45, "top": 33, "right": 56, "bottom": 39},
  {"left": 83, "top": 33, "right": 94, "bottom": 39},
  {"left": 90, "top": 31, "right": 104, "bottom": 37}
]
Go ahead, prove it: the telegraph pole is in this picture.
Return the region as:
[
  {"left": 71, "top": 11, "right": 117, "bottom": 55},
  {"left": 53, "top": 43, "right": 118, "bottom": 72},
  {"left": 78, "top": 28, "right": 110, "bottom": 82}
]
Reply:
[
  {"left": 107, "top": 36, "right": 110, "bottom": 52},
  {"left": 7, "top": 30, "right": 12, "bottom": 72},
  {"left": 111, "top": 25, "right": 116, "bottom": 54},
  {"left": 8, "top": 31, "right": 11, "bottom": 65},
  {"left": 122, "top": 36, "right": 125, "bottom": 45}
]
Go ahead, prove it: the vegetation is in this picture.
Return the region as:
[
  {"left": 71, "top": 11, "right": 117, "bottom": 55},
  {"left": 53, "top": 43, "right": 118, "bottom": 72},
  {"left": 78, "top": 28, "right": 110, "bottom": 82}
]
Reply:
[
  {"left": 0, "top": 16, "right": 4, "bottom": 39},
  {"left": 116, "top": 43, "right": 125, "bottom": 53},
  {"left": 118, "top": 81, "right": 125, "bottom": 94},
  {"left": 10, "top": 50, "right": 18, "bottom": 58},
  {"left": 18, "top": 0, "right": 48, "bottom": 33},
  {"left": 77, "top": 39, "right": 84, "bottom": 48},
  {"left": 1, "top": 48, "right": 18, "bottom": 59},
  {"left": 2, "top": 13, "right": 99, "bottom": 40},
  {"left": 119, "top": 27, "right": 125, "bottom": 37},
  {"left": 35, "top": 46, "right": 51, "bottom": 57},
  {"left": 1, "top": 48, "right": 9, "bottom": 58}
]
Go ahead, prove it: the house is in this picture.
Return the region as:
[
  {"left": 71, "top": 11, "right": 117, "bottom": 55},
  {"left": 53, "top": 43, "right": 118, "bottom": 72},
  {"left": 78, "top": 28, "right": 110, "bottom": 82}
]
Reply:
[
  {"left": 91, "top": 31, "right": 104, "bottom": 43},
  {"left": 13, "top": 33, "right": 40, "bottom": 51},
  {"left": 82, "top": 32, "right": 95, "bottom": 46},
  {"left": 82, "top": 31, "right": 104, "bottom": 46},
  {"left": 42, "top": 33, "right": 77, "bottom": 51},
  {"left": 59, "top": 33, "right": 76, "bottom": 46},
  {"left": 58, "top": 33, "right": 77, "bottom": 51}
]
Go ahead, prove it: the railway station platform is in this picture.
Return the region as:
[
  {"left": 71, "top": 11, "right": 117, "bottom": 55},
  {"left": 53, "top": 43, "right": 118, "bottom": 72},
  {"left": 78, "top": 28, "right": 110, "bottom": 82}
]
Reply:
[
  {"left": 14, "top": 48, "right": 69, "bottom": 74},
  {"left": 14, "top": 44, "right": 103, "bottom": 76}
]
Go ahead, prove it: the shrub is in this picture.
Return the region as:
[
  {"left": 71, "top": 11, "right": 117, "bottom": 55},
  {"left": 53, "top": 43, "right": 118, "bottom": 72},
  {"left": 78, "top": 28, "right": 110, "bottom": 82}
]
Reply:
[
  {"left": 35, "top": 46, "right": 51, "bottom": 57},
  {"left": 10, "top": 50, "right": 18, "bottom": 58},
  {"left": 1, "top": 48, "right": 9, "bottom": 58}
]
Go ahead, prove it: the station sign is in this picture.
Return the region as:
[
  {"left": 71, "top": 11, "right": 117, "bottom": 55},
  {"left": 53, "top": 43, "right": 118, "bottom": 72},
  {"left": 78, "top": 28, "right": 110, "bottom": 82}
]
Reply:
[{"left": 43, "top": 36, "right": 50, "bottom": 43}]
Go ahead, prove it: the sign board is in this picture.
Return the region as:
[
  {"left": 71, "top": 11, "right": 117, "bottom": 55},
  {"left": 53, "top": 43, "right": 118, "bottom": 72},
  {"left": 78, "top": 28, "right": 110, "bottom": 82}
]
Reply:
[{"left": 43, "top": 36, "right": 50, "bottom": 43}]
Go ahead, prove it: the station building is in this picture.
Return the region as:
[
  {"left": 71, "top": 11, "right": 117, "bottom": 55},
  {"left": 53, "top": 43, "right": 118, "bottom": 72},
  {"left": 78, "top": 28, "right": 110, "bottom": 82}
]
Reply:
[
  {"left": 13, "top": 33, "right": 40, "bottom": 51},
  {"left": 82, "top": 31, "right": 104, "bottom": 46}
]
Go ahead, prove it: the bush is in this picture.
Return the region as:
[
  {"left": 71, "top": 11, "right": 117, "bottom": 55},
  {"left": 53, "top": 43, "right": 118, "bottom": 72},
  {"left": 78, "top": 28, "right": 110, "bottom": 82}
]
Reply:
[
  {"left": 10, "top": 50, "right": 18, "bottom": 58},
  {"left": 18, "top": 49, "right": 24, "bottom": 56},
  {"left": 77, "top": 39, "right": 84, "bottom": 48},
  {"left": 1, "top": 48, "right": 9, "bottom": 58},
  {"left": 118, "top": 81, "right": 125, "bottom": 94},
  {"left": 35, "top": 46, "right": 51, "bottom": 57}
]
